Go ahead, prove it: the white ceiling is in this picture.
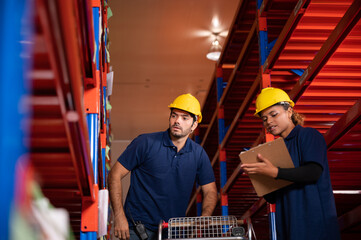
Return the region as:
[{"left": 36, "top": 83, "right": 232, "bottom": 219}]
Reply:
[{"left": 108, "top": 0, "right": 239, "bottom": 140}]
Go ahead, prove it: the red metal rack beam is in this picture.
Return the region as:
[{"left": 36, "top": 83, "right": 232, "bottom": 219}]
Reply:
[
  {"left": 219, "top": 0, "right": 248, "bottom": 64},
  {"left": 258, "top": 0, "right": 270, "bottom": 17},
  {"left": 37, "top": 0, "right": 87, "bottom": 195},
  {"left": 210, "top": 149, "right": 220, "bottom": 167},
  {"left": 224, "top": 0, "right": 361, "bottom": 222},
  {"left": 186, "top": 187, "right": 201, "bottom": 215},
  {"left": 289, "top": 0, "right": 361, "bottom": 102},
  {"left": 324, "top": 98, "right": 361, "bottom": 149},
  {"left": 200, "top": 22, "right": 257, "bottom": 147},
  {"left": 193, "top": 73, "right": 263, "bottom": 211},
  {"left": 199, "top": 68, "right": 217, "bottom": 147},
  {"left": 220, "top": 73, "right": 260, "bottom": 149},
  {"left": 57, "top": 0, "right": 96, "bottom": 197},
  {"left": 262, "top": 0, "right": 311, "bottom": 73},
  {"left": 222, "top": 163, "right": 242, "bottom": 194},
  {"left": 201, "top": 102, "right": 219, "bottom": 147},
  {"left": 197, "top": 74, "right": 260, "bottom": 210},
  {"left": 240, "top": 198, "right": 266, "bottom": 220},
  {"left": 37, "top": 0, "right": 94, "bottom": 197},
  {"left": 73, "top": 0, "right": 95, "bottom": 79},
  {"left": 234, "top": 0, "right": 361, "bottom": 224},
  {"left": 219, "top": 22, "right": 257, "bottom": 106}
]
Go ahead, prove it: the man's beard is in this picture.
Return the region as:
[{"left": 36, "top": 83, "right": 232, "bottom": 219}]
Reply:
[{"left": 170, "top": 124, "right": 191, "bottom": 138}]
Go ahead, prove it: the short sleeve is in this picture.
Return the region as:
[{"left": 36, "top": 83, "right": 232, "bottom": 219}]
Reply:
[
  {"left": 117, "top": 135, "right": 147, "bottom": 171},
  {"left": 299, "top": 128, "right": 327, "bottom": 167},
  {"left": 196, "top": 148, "right": 215, "bottom": 186}
]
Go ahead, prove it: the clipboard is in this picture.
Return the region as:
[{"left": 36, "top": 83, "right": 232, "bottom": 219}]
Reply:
[{"left": 239, "top": 137, "right": 295, "bottom": 196}]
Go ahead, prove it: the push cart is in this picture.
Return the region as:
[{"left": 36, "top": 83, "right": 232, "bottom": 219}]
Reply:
[{"left": 158, "top": 216, "right": 255, "bottom": 240}]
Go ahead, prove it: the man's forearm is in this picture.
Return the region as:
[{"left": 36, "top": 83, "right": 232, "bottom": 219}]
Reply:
[
  {"left": 108, "top": 170, "right": 125, "bottom": 217},
  {"left": 108, "top": 163, "right": 131, "bottom": 240},
  {"left": 201, "top": 183, "right": 218, "bottom": 216}
]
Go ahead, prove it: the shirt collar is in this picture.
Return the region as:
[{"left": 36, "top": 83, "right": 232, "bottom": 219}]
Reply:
[
  {"left": 163, "top": 129, "right": 192, "bottom": 153},
  {"left": 285, "top": 125, "right": 301, "bottom": 140}
]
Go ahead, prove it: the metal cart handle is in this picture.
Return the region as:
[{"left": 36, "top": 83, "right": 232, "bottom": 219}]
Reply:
[
  {"left": 158, "top": 220, "right": 168, "bottom": 240},
  {"left": 157, "top": 217, "right": 251, "bottom": 240}
]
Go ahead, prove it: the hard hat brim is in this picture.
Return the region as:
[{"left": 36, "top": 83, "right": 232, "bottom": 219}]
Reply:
[{"left": 254, "top": 100, "right": 294, "bottom": 117}]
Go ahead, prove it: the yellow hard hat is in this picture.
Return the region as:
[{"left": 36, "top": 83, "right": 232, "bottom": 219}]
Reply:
[
  {"left": 254, "top": 87, "right": 294, "bottom": 117},
  {"left": 168, "top": 93, "right": 202, "bottom": 123}
]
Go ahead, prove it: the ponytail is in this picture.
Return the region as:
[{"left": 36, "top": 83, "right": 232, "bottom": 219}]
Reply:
[{"left": 291, "top": 110, "right": 304, "bottom": 126}]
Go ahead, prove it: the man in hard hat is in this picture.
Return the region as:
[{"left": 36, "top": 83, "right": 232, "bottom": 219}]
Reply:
[{"left": 109, "top": 93, "right": 217, "bottom": 240}]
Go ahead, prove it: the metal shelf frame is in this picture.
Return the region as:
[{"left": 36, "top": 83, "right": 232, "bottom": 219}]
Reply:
[
  {"left": 28, "top": 0, "right": 112, "bottom": 239},
  {"left": 188, "top": 0, "right": 361, "bottom": 238}
]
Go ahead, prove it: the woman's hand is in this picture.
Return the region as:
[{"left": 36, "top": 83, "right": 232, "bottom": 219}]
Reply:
[{"left": 241, "top": 153, "right": 278, "bottom": 178}]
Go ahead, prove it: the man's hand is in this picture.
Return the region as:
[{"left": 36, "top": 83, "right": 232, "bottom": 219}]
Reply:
[
  {"left": 114, "top": 213, "right": 130, "bottom": 240},
  {"left": 241, "top": 153, "right": 278, "bottom": 178}
]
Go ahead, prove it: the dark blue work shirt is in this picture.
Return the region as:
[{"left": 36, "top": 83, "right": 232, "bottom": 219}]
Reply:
[
  {"left": 118, "top": 129, "right": 215, "bottom": 230},
  {"left": 272, "top": 125, "right": 340, "bottom": 240}
]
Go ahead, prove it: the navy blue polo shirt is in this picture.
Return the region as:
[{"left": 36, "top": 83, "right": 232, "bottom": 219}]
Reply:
[
  {"left": 118, "top": 129, "right": 215, "bottom": 230},
  {"left": 273, "top": 125, "right": 340, "bottom": 240}
]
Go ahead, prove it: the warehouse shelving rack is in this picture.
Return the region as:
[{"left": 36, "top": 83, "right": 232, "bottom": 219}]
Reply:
[
  {"left": 187, "top": 0, "right": 361, "bottom": 239},
  {"left": 0, "top": 1, "right": 32, "bottom": 239},
  {"left": 21, "top": 0, "right": 113, "bottom": 239}
]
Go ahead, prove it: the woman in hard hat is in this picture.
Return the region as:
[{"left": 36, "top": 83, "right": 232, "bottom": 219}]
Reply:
[
  {"left": 241, "top": 87, "right": 340, "bottom": 240},
  {"left": 109, "top": 93, "right": 217, "bottom": 240}
]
